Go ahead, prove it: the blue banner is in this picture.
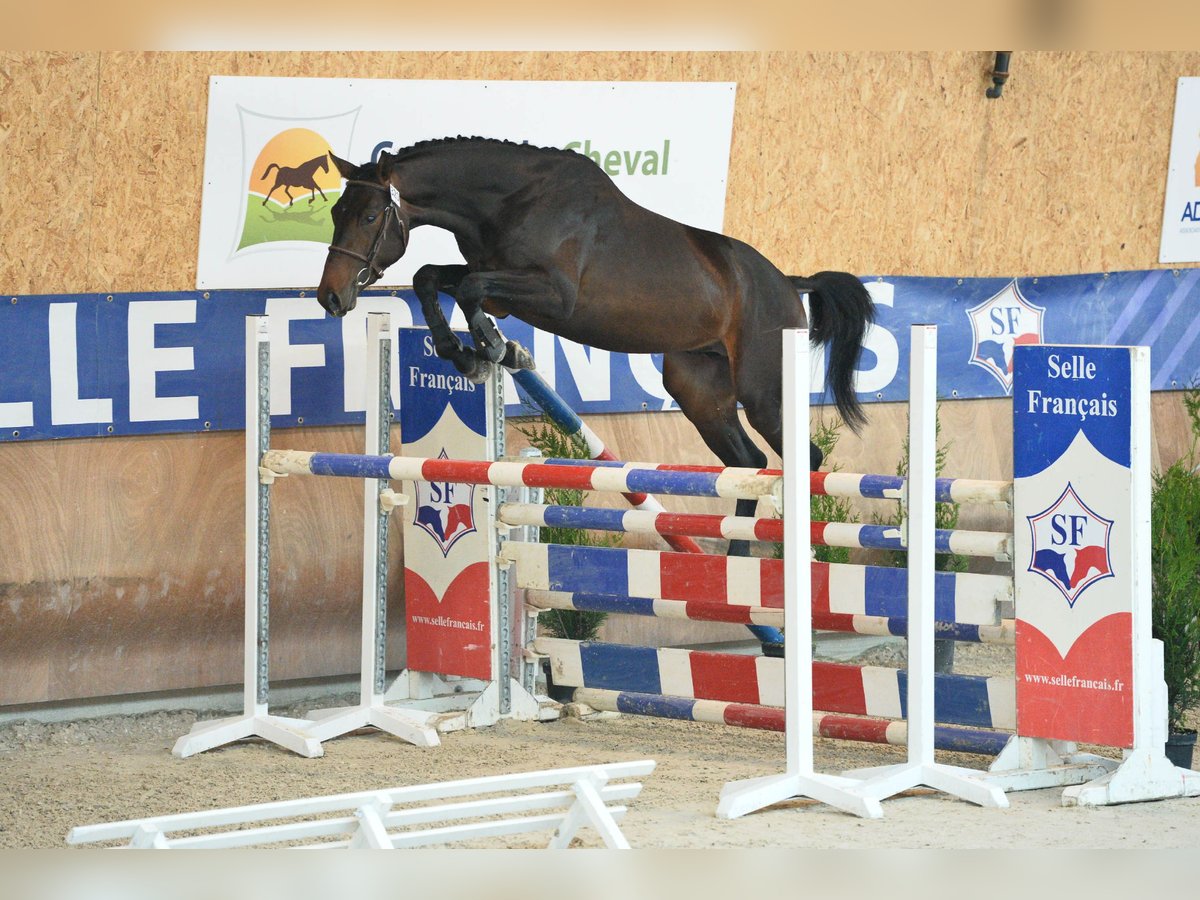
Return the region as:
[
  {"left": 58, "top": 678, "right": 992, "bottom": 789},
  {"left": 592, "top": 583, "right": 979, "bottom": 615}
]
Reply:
[{"left": 1, "top": 271, "right": 1198, "bottom": 443}]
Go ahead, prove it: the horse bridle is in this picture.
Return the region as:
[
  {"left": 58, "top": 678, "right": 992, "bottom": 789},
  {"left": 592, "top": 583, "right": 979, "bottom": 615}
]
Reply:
[{"left": 327, "top": 179, "right": 409, "bottom": 287}]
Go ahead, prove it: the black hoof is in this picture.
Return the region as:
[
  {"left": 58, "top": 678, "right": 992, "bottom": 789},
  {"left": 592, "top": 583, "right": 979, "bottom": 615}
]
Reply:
[
  {"left": 465, "top": 358, "right": 495, "bottom": 384},
  {"left": 761, "top": 642, "right": 785, "bottom": 659},
  {"left": 501, "top": 340, "right": 536, "bottom": 372}
]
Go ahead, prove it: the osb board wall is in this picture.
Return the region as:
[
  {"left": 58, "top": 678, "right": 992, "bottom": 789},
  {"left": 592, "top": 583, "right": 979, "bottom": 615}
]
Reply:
[
  {"left": 3, "top": 50, "right": 1199, "bottom": 704},
  {"left": 3, "top": 50, "right": 1198, "bottom": 294}
]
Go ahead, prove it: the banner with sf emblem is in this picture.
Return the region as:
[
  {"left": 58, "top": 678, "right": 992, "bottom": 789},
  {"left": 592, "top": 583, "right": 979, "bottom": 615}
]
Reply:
[
  {"left": 399, "top": 327, "right": 496, "bottom": 681},
  {"left": 1013, "top": 344, "right": 1148, "bottom": 747}
]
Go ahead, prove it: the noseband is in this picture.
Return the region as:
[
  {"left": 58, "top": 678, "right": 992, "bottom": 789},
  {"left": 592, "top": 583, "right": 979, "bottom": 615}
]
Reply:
[{"left": 327, "top": 179, "right": 409, "bottom": 287}]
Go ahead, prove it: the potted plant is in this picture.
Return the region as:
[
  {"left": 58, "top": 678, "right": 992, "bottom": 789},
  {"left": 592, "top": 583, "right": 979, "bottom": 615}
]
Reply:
[{"left": 1150, "top": 384, "right": 1200, "bottom": 769}]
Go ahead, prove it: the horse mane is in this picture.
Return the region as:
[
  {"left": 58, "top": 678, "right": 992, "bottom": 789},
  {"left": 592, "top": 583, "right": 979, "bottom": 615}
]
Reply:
[{"left": 386, "top": 136, "right": 579, "bottom": 163}]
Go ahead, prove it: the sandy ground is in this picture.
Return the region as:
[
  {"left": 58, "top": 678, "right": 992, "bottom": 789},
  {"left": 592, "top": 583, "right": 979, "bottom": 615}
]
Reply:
[{"left": 3, "top": 642, "right": 1199, "bottom": 851}]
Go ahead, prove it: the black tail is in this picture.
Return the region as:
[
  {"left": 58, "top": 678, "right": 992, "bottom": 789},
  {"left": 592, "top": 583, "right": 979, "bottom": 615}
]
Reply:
[{"left": 790, "top": 271, "right": 875, "bottom": 433}]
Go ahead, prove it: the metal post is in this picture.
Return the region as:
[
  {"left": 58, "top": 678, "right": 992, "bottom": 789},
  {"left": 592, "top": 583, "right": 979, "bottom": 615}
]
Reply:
[{"left": 171, "top": 315, "right": 322, "bottom": 758}]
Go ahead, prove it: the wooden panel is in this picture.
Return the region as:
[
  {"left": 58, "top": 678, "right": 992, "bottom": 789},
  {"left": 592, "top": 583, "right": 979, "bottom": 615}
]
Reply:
[{"left": 0, "top": 426, "right": 404, "bottom": 705}]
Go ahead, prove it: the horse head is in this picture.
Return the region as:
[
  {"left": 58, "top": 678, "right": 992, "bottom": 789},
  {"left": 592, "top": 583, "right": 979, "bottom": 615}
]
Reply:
[{"left": 318, "top": 151, "right": 411, "bottom": 317}]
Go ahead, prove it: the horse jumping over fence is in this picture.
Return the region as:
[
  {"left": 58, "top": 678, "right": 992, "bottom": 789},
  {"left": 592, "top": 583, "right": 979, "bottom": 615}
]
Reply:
[
  {"left": 315, "top": 137, "right": 875, "bottom": 482},
  {"left": 261, "top": 154, "right": 330, "bottom": 207}
]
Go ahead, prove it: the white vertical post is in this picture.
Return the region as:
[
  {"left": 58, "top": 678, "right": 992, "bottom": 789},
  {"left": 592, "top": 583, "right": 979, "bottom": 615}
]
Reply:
[
  {"left": 245, "top": 314, "right": 270, "bottom": 719},
  {"left": 717, "top": 327, "right": 881, "bottom": 819},
  {"left": 1061, "top": 345, "right": 1200, "bottom": 805},
  {"left": 304, "top": 313, "right": 440, "bottom": 747},
  {"left": 907, "top": 322, "right": 937, "bottom": 766},
  {"left": 1128, "top": 345, "right": 1161, "bottom": 752},
  {"left": 172, "top": 315, "right": 322, "bottom": 758},
  {"left": 783, "top": 327, "right": 814, "bottom": 777},
  {"left": 846, "top": 324, "right": 1007, "bottom": 810}
]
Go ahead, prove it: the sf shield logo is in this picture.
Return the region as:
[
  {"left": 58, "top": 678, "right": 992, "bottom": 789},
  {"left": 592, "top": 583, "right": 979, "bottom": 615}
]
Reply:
[
  {"left": 1026, "top": 483, "right": 1114, "bottom": 607},
  {"left": 967, "top": 280, "right": 1045, "bottom": 394},
  {"left": 413, "top": 450, "right": 477, "bottom": 557}
]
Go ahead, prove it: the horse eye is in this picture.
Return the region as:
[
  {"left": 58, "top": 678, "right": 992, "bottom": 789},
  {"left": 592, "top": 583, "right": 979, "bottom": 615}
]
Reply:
[{"left": 364, "top": 213, "right": 377, "bottom": 224}]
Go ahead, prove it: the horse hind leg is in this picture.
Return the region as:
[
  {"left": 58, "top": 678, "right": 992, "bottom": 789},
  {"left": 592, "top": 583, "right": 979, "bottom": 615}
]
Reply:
[
  {"left": 664, "top": 350, "right": 784, "bottom": 657},
  {"left": 662, "top": 349, "right": 769, "bottom": 548},
  {"left": 731, "top": 329, "right": 826, "bottom": 470}
]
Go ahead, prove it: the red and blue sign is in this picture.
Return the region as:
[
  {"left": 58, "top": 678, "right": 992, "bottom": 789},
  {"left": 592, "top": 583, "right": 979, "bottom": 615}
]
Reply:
[
  {"left": 1013, "top": 344, "right": 1138, "bottom": 747},
  {"left": 398, "top": 327, "right": 495, "bottom": 681}
]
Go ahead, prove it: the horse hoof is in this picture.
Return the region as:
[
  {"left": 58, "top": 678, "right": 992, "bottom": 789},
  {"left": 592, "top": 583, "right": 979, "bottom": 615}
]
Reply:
[
  {"left": 501, "top": 340, "right": 535, "bottom": 372},
  {"left": 466, "top": 360, "right": 495, "bottom": 384}
]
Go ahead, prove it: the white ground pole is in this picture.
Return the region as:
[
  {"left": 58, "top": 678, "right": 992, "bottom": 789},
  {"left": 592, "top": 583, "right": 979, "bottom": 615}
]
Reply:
[
  {"left": 1060, "top": 346, "right": 1200, "bottom": 806},
  {"left": 841, "top": 325, "right": 1009, "bottom": 811},
  {"left": 172, "top": 316, "right": 323, "bottom": 759},
  {"left": 717, "top": 328, "right": 885, "bottom": 820},
  {"left": 302, "top": 313, "right": 441, "bottom": 747}
]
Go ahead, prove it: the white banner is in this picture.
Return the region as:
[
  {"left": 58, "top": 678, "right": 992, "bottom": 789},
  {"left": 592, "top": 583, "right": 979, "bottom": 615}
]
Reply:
[
  {"left": 196, "top": 77, "right": 736, "bottom": 289},
  {"left": 1159, "top": 76, "right": 1200, "bottom": 264}
]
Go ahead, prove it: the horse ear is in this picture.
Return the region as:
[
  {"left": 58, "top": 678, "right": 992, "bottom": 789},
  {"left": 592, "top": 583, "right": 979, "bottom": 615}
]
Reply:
[
  {"left": 377, "top": 150, "right": 395, "bottom": 181},
  {"left": 328, "top": 153, "right": 357, "bottom": 179}
]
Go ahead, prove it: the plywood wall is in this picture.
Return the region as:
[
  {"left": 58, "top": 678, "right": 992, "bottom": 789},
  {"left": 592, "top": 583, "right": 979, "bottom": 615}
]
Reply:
[
  {"left": 2, "top": 50, "right": 1198, "bottom": 705},
  {"left": 4, "top": 50, "right": 1197, "bottom": 295}
]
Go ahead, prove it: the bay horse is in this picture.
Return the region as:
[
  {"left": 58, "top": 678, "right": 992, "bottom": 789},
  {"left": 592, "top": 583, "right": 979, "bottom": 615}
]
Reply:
[{"left": 316, "top": 137, "right": 873, "bottom": 546}]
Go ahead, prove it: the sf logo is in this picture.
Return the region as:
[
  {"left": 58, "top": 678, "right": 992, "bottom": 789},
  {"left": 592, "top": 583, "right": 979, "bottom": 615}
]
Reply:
[{"left": 1026, "top": 483, "right": 1114, "bottom": 607}]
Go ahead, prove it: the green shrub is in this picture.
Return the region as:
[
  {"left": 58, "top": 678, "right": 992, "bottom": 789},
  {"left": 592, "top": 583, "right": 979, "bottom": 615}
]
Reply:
[
  {"left": 874, "top": 405, "right": 967, "bottom": 575},
  {"left": 1150, "top": 383, "right": 1200, "bottom": 733},
  {"left": 513, "top": 415, "right": 616, "bottom": 642},
  {"left": 809, "top": 417, "right": 856, "bottom": 565}
]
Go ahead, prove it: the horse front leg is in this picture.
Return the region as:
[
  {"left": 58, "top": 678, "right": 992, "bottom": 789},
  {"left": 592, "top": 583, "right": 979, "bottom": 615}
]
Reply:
[
  {"left": 456, "top": 269, "right": 573, "bottom": 370},
  {"left": 412, "top": 263, "right": 492, "bottom": 380}
]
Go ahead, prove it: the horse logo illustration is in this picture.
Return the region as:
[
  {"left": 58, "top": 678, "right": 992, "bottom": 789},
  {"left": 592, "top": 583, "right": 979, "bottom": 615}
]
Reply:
[
  {"left": 413, "top": 450, "right": 477, "bottom": 556},
  {"left": 260, "top": 154, "right": 330, "bottom": 207},
  {"left": 967, "top": 280, "right": 1045, "bottom": 394},
  {"left": 238, "top": 127, "right": 343, "bottom": 250},
  {"left": 1026, "top": 483, "right": 1114, "bottom": 607}
]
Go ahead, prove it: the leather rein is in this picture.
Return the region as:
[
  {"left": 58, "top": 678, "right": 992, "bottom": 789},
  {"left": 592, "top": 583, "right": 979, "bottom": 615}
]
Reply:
[{"left": 326, "top": 179, "right": 409, "bottom": 287}]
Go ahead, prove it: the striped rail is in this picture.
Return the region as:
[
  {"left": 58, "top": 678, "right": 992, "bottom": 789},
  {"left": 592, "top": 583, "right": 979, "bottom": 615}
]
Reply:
[
  {"left": 538, "top": 458, "right": 1013, "bottom": 506},
  {"left": 261, "top": 450, "right": 782, "bottom": 502},
  {"left": 570, "top": 689, "right": 1011, "bottom": 756},
  {"left": 498, "top": 503, "right": 1013, "bottom": 559},
  {"left": 511, "top": 367, "right": 706, "bottom": 555},
  {"left": 537, "top": 638, "right": 1015, "bottom": 756},
  {"left": 503, "top": 543, "right": 1010, "bottom": 636}
]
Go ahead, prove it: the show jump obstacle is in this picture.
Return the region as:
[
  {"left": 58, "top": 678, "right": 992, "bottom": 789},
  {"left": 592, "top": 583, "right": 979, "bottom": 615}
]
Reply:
[{"left": 178, "top": 312, "right": 1198, "bottom": 817}]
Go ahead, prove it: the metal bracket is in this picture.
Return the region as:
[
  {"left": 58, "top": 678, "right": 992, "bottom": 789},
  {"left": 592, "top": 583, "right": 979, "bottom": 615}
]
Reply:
[
  {"left": 258, "top": 465, "right": 286, "bottom": 485},
  {"left": 380, "top": 488, "right": 407, "bottom": 513}
]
